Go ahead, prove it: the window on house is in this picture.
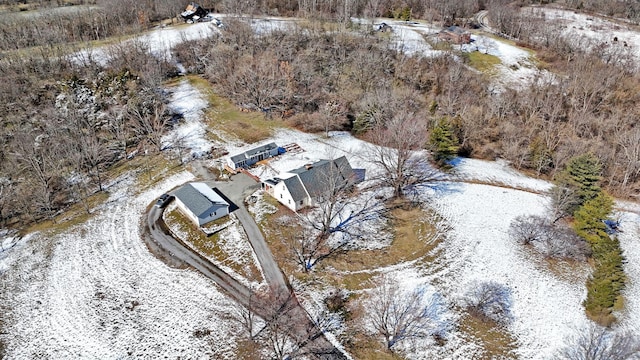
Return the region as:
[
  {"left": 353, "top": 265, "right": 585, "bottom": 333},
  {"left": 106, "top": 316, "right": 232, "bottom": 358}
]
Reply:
[
  {"left": 280, "top": 194, "right": 283, "bottom": 199},
  {"left": 288, "top": 199, "right": 291, "bottom": 204},
  {"left": 300, "top": 200, "right": 303, "bottom": 205}
]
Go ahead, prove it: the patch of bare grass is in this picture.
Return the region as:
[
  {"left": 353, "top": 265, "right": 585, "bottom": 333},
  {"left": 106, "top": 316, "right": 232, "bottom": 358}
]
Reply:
[
  {"left": 164, "top": 207, "right": 261, "bottom": 281},
  {"left": 186, "top": 76, "right": 284, "bottom": 144},
  {"left": 458, "top": 312, "right": 519, "bottom": 359}
]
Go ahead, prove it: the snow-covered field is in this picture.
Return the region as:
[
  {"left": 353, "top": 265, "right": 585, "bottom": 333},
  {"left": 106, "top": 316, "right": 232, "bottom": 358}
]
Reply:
[
  {"left": 163, "top": 79, "right": 216, "bottom": 159},
  {"left": 73, "top": 21, "right": 219, "bottom": 66},
  {"left": 527, "top": 6, "right": 640, "bottom": 63},
  {"left": 615, "top": 203, "right": 640, "bottom": 335},
  {"left": 423, "top": 182, "right": 591, "bottom": 359},
  {"left": 0, "top": 173, "right": 242, "bottom": 359}
]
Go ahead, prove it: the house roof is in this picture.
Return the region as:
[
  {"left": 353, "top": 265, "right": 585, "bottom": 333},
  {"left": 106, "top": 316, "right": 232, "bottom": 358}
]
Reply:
[
  {"left": 283, "top": 175, "right": 308, "bottom": 203},
  {"left": 445, "top": 26, "right": 467, "bottom": 35},
  {"left": 289, "top": 156, "right": 354, "bottom": 198},
  {"left": 174, "top": 182, "right": 229, "bottom": 217},
  {"left": 230, "top": 142, "right": 278, "bottom": 164}
]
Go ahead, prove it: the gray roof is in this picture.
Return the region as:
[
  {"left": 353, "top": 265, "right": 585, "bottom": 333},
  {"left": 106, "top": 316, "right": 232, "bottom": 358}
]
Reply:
[
  {"left": 174, "top": 182, "right": 229, "bottom": 217},
  {"left": 230, "top": 142, "right": 278, "bottom": 164},
  {"left": 445, "top": 26, "right": 467, "bottom": 35},
  {"left": 283, "top": 175, "right": 307, "bottom": 203},
  {"left": 289, "top": 156, "right": 354, "bottom": 198}
]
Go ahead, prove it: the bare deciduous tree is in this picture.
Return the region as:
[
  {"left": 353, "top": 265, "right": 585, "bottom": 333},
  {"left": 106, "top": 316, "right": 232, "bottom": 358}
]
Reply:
[
  {"left": 367, "top": 111, "right": 439, "bottom": 199},
  {"left": 463, "top": 281, "right": 512, "bottom": 325},
  {"left": 368, "top": 276, "right": 448, "bottom": 351},
  {"left": 509, "top": 215, "right": 590, "bottom": 260},
  {"left": 549, "top": 186, "right": 580, "bottom": 223},
  {"left": 558, "top": 324, "right": 640, "bottom": 360},
  {"left": 509, "top": 215, "right": 550, "bottom": 245}
]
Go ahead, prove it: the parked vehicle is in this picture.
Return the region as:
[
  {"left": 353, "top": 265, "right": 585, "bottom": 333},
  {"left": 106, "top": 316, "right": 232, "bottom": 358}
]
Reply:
[{"left": 155, "top": 194, "right": 174, "bottom": 208}]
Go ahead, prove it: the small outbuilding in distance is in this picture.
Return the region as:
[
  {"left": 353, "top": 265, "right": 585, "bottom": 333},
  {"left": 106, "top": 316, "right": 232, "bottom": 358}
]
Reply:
[
  {"left": 173, "top": 182, "right": 230, "bottom": 226},
  {"left": 438, "top": 26, "right": 472, "bottom": 44},
  {"left": 227, "top": 142, "right": 282, "bottom": 171}
]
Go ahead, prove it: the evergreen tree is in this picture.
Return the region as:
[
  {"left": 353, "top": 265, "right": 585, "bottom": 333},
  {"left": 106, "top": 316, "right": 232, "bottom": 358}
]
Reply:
[
  {"left": 565, "top": 153, "right": 602, "bottom": 202},
  {"left": 429, "top": 118, "right": 459, "bottom": 166},
  {"left": 574, "top": 192, "right": 613, "bottom": 248},
  {"left": 555, "top": 153, "right": 602, "bottom": 215}
]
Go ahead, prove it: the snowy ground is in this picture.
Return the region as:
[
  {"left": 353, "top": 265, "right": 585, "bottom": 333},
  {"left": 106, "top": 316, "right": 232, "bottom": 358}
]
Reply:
[
  {"left": 163, "top": 79, "right": 217, "bottom": 159},
  {"left": 422, "top": 181, "right": 591, "bottom": 359},
  {"left": 4, "top": 12, "right": 640, "bottom": 359},
  {"left": 72, "top": 21, "right": 220, "bottom": 66},
  {"left": 614, "top": 202, "right": 640, "bottom": 335},
  {"left": 526, "top": 6, "right": 640, "bottom": 64},
  {"left": 451, "top": 157, "right": 553, "bottom": 193},
  {"left": 0, "top": 172, "right": 242, "bottom": 359},
  {"left": 461, "top": 34, "right": 551, "bottom": 89}
]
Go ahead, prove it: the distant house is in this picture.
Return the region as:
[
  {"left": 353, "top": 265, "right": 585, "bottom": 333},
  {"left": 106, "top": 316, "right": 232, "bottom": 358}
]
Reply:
[
  {"left": 438, "top": 26, "right": 471, "bottom": 44},
  {"left": 173, "top": 182, "right": 230, "bottom": 226},
  {"left": 262, "top": 156, "right": 358, "bottom": 212},
  {"left": 377, "top": 22, "right": 393, "bottom": 32},
  {"left": 181, "top": 2, "right": 208, "bottom": 22},
  {"left": 227, "top": 142, "right": 280, "bottom": 170}
]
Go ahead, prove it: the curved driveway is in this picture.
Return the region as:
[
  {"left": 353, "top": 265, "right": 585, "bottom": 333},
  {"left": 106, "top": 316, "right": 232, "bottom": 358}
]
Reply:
[
  {"left": 143, "top": 166, "right": 349, "bottom": 359},
  {"left": 143, "top": 205, "right": 254, "bottom": 305}
]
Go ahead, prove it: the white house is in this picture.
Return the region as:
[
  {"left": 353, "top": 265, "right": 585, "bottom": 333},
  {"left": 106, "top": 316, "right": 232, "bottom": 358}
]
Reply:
[
  {"left": 173, "top": 182, "right": 230, "bottom": 226},
  {"left": 227, "top": 142, "right": 280, "bottom": 170},
  {"left": 262, "top": 156, "right": 355, "bottom": 212}
]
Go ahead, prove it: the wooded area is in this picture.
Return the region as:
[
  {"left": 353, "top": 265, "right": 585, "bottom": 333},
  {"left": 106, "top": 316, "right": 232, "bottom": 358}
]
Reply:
[{"left": 1, "top": 0, "right": 640, "bottom": 228}]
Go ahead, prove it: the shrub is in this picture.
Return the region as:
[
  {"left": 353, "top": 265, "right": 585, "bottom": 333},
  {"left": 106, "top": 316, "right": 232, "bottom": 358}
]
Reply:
[{"left": 463, "top": 281, "right": 512, "bottom": 325}]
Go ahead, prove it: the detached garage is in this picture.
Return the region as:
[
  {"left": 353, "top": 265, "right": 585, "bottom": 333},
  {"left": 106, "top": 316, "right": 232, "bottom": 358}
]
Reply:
[{"left": 173, "top": 182, "right": 230, "bottom": 226}]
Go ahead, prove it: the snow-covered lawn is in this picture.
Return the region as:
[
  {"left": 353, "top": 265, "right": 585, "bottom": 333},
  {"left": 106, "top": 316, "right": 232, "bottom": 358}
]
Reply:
[
  {"left": 452, "top": 157, "right": 553, "bottom": 193},
  {"left": 0, "top": 172, "right": 242, "bottom": 359},
  {"left": 423, "top": 181, "right": 591, "bottom": 359}
]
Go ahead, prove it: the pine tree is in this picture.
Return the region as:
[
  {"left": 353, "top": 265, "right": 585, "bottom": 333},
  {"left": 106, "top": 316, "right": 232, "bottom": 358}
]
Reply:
[
  {"left": 565, "top": 153, "right": 602, "bottom": 202},
  {"left": 429, "top": 118, "right": 459, "bottom": 166},
  {"left": 555, "top": 153, "right": 602, "bottom": 215},
  {"left": 574, "top": 192, "right": 613, "bottom": 248}
]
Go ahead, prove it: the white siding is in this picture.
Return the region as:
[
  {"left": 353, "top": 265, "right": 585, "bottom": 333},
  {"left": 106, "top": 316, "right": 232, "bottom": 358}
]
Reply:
[
  {"left": 174, "top": 197, "right": 200, "bottom": 227},
  {"left": 273, "top": 182, "right": 299, "bottom": 212}
]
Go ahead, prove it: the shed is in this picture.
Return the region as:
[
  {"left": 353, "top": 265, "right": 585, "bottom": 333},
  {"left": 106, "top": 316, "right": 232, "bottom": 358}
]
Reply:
[
  {"left": 438, "top": 26, "right": 471, "bottom": 44},
  {"left": 227, "top": 142, "right": 279, "bottom": 170},
  {"left": 173, "top": 182, "right": 230, "bottom": 226}
]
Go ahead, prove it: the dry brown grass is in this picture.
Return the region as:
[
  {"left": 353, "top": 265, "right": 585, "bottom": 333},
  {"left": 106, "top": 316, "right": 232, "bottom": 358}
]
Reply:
[
  {"left": 185, "top": 76, "right": 285, "bottom": 144},
  {"left": 164, "top": 208, "right": 262, "bottom": 281},
  {"left": 459, "top": 313, "right": 519, "bottom": 359}
]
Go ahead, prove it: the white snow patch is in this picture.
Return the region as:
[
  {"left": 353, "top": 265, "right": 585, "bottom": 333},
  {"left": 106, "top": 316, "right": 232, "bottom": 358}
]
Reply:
[
  {"left": 528, "top": 7, "right": 640, "bottom": 64},
  {"left": 163, "top": 79, "right": 216, "bottom": 160},
  {"left": 73, "top": 22, "right": 219, "bottom": 66},
  {"left": 460, "top": 34, "right": 552, "bottom": 89},
  {"left": 452, "top": 157, "right": 554, "bottom": 192},
  {"left": 616, "top": 209, "right": 640, "bottom": 334}
]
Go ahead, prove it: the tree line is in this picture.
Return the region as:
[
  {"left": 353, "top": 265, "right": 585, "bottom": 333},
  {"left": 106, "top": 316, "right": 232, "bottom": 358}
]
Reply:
[{"left": 0, "top": 40, "right": 177, "bottom": 226}]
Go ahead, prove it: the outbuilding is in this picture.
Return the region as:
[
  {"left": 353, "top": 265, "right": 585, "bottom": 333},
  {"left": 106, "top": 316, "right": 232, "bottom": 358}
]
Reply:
[
  {"left": 173, "top": 182, "right": 230, "bottom": 226},
  {"left": 227, "top": 142, "right": 281, "bottom": 170}
]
